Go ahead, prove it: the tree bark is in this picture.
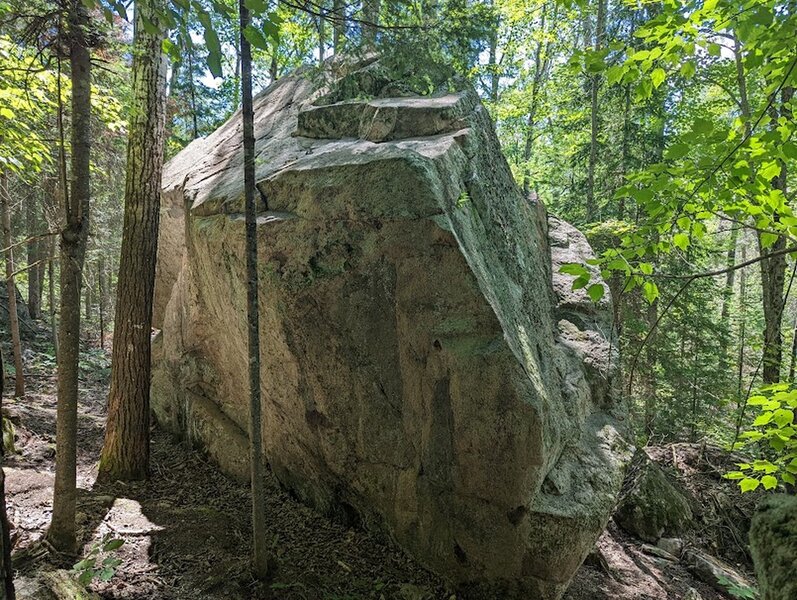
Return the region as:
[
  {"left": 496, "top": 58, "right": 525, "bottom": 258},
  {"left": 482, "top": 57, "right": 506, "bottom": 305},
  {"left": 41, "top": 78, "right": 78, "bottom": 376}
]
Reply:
[
  {"left": 643, "top": 297, "right": 658, "bottom": 437},
  {"left": 0, "top": 346, "right": 16, "bottom": 599},
  {"left": 240, "top": 0, "right": 269, "bottom": 579},
  {"left": 758, "top": 82, "right": 793, "bottom": 384},
  {"left": 617, "top": 85, "right": 631, "bottom": 219},
  {"left": 737, "top": 245, "right": 747, "bottom": 399},
  {"left": 332, "top": 0, "right": 344, "bottom": 52},
  {"left": 585, "top": 0, "right": 606, "bottom": 221},
  {"left": 83, "top": 267, "right": 92, "bottom": 323},
  {"left": 97, "top": 258, "right": 105, "bottom": 350},
  {"left": 48, "top": 235, "right": 58, "bottom": 361},
  {"left": 1, "top": 172, "right": 25, "bottom": 398},
  {"left": 48, "top": 4, "right": 92, "bottom": 553},
  {"left": 362, "top": 0, "right": 380, "bottom": 46},
  {"left": 26, "top": 192, "right": 42, "bottom": 320},
  {"left": 719, "top": 227, "right": 738, "bottom": 368},
  {"left": 486, "top": 0, "right": 499, "bottom": 103},
  {"left": 521, "top": 2, "right": 553, "bottom": 198},
  {"left": 318, "top": 0, "right": 326, "bottom": 64},
  {"left": 98, "top": 0, "right": 167, "bottom": 482},
  {"left": 788, "top": 311, "right": 797, "bottom": 383}
]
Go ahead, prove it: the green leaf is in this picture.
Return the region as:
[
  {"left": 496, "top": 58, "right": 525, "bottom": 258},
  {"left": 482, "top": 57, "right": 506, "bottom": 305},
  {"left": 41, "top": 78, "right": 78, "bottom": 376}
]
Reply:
[
  {"left": 651, "top": 68, "right": 666, "bottom": 89},
  {"left": 77, "top": 570, "right": 94, "bottom": 585},
  {"left": 642, "top": 281, "right": 659, "bottom": 303},
  {"left": 665, "top": 142, "right": 690, "bottom": 160},
  {"left": 560, "top": 263, "right": 589, "bottom": 277},
  {"left": 723, "top": 471, "right": 745, "bottom": 480},
  {"left": 740, "top": 477, "right": 760, "bottom": 492},
  {"left": 587, "top": 284, "right": 605, "bottom": 302},
  {"left": 692, "top": 117, "right": 713, "bottom": 135},
  {"left": 244, "top": 0, "right": 267, "bottom": 11},
  {"left": 572, "top": 275, "right": 590, "bottom": 290},
  {"left": 680, "top": 61, "right": 696, "bottom": 79},
  {"left": 773, "top": 409, "right": 794, "bottom": 427},
  {"left": 782, "top": 472, "right": 796, "bottom": 485},
  {"left": 606, "top": 65, "right": 624, "bottom": 85},
  {"left": 243, "top": 24, "right": 270, "bottom": 50},
  {"left": 198, "top": 13, "right": 223, "bottom": 78},
  {"left": 753, "top": 412, "right": 774, "bottom": 426},
  {"left": 262, "top": 18, "right": 280, "bottom": 41},
  {"left": 760, "top": 232, "right": 778, "bottom": 249},
  {"left": 708, "top": 42, "right": 721, "bottom": 56},
  {"left": 673, "top": 233, "right": 689, "bottom": 251},
  {"left": 761, "top": 475, "right": 778, "bottom": 490},
  {"left": 760, "top": 161, "right": 782, "bottom": 181},
  {"left": 102, "top": 539, "right": 125, "bottom": 552}
]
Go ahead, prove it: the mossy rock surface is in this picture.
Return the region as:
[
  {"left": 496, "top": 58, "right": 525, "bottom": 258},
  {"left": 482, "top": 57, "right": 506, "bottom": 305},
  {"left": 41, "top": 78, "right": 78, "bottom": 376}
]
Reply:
[
  {"left": 750, "top": 494, "right": 797, "bottom": 600},
  {"left": 614, "top": 451, "right": 694, "bottom": 543}
]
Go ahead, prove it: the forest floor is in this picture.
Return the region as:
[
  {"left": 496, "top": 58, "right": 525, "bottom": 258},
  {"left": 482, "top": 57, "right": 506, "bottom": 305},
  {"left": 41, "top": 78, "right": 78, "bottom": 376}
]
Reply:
[{"left": 2, "top": 337, "right": 749, "bottom": 600}]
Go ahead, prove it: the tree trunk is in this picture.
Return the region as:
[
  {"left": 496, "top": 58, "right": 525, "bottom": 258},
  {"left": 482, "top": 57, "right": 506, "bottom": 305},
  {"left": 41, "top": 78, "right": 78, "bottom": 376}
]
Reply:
[
  {"left": 1, "top": 173, "right": 25, "bottom": 398},
  {"left": 486, "top": 0, "right": 499, "bottom": 103},
  {"left": 758, "top": 84, "right": 792, "bottom": 384},
  {"left": 737, "top": 245, "right": 747, "bottom": 399},
  {"left": 719, "top": 227, "right": 738, "bottom": 371},
  {"left": 585, "top": 0, "right": 606, "bottom": 222},
  {"left": 318, "top": 0, "right": 326, "bottom": 64},
  {"left": 26, "top": 193, "right": 42, "bottom": 320},
  {"left": 48, "top": 4, "right": 92, "bottom": 552},
  {"left": 240, "top": 0, "right": 269, "bottom": 579},
  {"left": 187, "top": 43, "right": 198, "bottom": 139},
  {"left": 617, "top": 85, "right": 631, "bottom": 219},
  {"left": 98, "top": 0, "right": 167, "bottom": 482},
  {"left": 521, "top": 2, "right": 553, "bottom": 198},
  {"left": 83, "top": 268, "right": 92, "bottom": 323},
  {"left": 97, "top": 259, "right": 105, "bottom": 350},
  {"left": 48, "top": 236, "right": 58, "bottom": 361},
  {"left": 332, "top": 0, "right": 344, "bottom": 52},
  {"left": 758, "top": 233, "right": 786, "bottom": 384},
  {"left": 362, "top": 0, "right": 380, "bottom": 46},
  {"left": 643, "top": 298, "right": 658, "bottom": 437},
  {"left": 0, "top": 348, "right": 16, "bottom": 599}
]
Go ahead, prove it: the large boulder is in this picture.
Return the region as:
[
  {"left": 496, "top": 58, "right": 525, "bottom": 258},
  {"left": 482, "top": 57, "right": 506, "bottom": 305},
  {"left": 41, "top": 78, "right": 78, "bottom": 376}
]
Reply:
[
  {"left": 749, "top": 494, "right": 797, "bottom": 600},
  {"left": 151, "top": 58, "right": 630, "bottom": 598},
  {"left": 614, "top": 451, "right": 694, "bottom": 543}
]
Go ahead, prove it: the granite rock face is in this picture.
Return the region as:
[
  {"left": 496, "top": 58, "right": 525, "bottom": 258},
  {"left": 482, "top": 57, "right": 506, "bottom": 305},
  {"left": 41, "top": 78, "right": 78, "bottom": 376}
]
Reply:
[{"left": 151, "top": 58, "right": 630, "bottom": 598}]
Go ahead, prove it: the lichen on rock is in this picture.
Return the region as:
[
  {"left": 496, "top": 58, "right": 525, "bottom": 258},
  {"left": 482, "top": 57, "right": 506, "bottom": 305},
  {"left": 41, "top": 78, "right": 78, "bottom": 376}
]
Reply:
[{"left": 151, "top": 57, "right": 630, "bottom": 599}]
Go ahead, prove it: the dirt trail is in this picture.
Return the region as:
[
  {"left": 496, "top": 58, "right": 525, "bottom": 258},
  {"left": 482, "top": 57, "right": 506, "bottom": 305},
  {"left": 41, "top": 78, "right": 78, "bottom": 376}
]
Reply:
[
  {"left": 4, "top": 354, "right": 448, "bottom": 600},
  {"left": 2, "top": 346, "right": 742, "bottom": 600}
]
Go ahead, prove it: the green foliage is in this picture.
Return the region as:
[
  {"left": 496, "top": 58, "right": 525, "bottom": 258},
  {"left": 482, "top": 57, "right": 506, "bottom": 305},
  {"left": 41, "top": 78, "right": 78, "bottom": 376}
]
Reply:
[
  {"left": 725, "top": 384, "right": 797, "bottom": 492},
  {"left": 72, "top": 533, "right": 125, "bottom": 585},
  {"left": 717, "top": 574, "right": 759, "bottom": 600}
]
